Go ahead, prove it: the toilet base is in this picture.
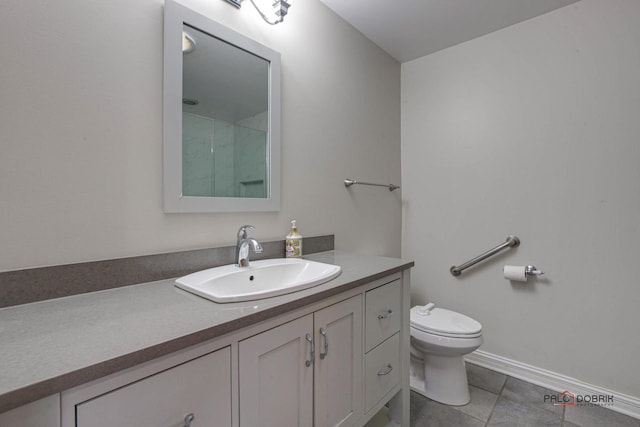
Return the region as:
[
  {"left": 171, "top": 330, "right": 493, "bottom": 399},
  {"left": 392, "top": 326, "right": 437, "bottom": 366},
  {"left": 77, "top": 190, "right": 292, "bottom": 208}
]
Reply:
[{"left": 410, "top": 353, "right": 471, "bottom": 406}]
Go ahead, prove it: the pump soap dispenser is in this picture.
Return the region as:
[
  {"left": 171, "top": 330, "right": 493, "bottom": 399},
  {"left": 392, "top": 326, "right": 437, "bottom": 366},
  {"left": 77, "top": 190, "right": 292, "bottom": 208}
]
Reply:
[{"left": 285, "top": 220, "right": 303, "bottom": 258}]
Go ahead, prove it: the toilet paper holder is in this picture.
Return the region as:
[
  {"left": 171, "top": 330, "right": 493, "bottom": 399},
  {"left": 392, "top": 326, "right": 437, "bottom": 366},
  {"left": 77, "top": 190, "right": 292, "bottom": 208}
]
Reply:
[{"left": 525, "top": 265, "right": 544, "bottom": 276}]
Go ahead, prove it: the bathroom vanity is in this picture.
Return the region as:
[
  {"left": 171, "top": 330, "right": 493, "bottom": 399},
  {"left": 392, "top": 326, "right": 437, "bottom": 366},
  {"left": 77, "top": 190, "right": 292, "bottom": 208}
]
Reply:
[{"left": 0, "top": 251, "right": 413, "bottom": 427}]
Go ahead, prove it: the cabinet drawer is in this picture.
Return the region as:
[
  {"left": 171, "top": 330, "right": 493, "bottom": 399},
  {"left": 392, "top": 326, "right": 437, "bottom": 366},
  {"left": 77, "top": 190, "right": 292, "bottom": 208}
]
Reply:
[
  {"left": 364, "top": 333, "right": 400, "bottom": 412},
  {"left": 365, "top": 279, "right": 401, "bottom": 352},
  {"left": 75, "top": 346, "right": 232, "bottom": 427}
]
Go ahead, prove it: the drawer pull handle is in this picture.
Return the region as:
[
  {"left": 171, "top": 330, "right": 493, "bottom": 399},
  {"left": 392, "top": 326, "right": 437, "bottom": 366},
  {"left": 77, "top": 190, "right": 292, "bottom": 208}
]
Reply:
[
  {"left": 305, "top": 333, "right": 314, "bottom": 367},
  {"left": 319, "top": 327, "right": 328, "bottom": 359},
  {"left": 183, "top": 413, "right": 195, "bottom": 427},
  {"left": 378, "top": 364, "right": 393, "bottom": 376},
  {"left": 378, "top": 309, "right": 393, "bottom": 320}
]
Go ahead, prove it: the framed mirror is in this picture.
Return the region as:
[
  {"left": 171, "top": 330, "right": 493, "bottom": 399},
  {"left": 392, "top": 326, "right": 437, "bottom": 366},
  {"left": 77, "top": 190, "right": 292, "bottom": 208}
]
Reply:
[{"left": 163, "top": 0, "right": 281, "bottom": 212}]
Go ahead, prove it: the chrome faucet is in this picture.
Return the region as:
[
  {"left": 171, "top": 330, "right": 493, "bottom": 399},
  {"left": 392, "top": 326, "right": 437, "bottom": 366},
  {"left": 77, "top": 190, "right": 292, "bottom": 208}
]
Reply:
[{"left": 235, "top": 225, "right": 263, "bottom": 267}]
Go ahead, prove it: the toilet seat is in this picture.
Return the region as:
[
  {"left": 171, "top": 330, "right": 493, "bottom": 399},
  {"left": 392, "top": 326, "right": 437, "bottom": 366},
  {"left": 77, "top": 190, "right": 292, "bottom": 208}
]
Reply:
[{"left": 410, "top": 305, "right": 482, "bottom": 339}]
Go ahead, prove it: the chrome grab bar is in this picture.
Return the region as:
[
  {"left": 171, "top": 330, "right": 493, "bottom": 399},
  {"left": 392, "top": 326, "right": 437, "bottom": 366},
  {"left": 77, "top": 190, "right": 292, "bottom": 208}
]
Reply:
[{"left": 450, "top": 235, "right": 520, "bottom": 276}]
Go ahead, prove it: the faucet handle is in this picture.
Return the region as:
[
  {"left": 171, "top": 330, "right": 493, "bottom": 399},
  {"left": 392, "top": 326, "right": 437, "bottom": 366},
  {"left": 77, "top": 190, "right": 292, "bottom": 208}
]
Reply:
[{"left": 237, "top": 225, "right": 255, "bottom": 239}]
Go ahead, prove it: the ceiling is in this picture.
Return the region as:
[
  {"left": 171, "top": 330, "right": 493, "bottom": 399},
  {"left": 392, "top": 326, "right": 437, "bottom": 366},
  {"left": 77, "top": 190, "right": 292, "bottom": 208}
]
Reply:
[
  {"left": 183, "top": 24, "right": 268, "bottom": 123},
  {"left": 318, "top": 0, "right": 581, "bottom": 63}
]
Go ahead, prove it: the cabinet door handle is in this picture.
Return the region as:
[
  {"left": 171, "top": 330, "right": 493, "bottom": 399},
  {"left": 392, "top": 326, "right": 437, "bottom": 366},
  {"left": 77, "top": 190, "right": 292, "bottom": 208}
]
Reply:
[
  {"left": 183, "top": 413, "right": 195, "bottom": 427},
  {"left": 319, "top": 327, "right": 328, "bottom": 359},
  {"left": 305, "top": 333, "right": 314, "bottom": 367},
  {"left": 378, "top": 309, "right": 393, "bottom": 320},
  {"left": 377, "top": 364, "right": 393, "bottom": 376}
]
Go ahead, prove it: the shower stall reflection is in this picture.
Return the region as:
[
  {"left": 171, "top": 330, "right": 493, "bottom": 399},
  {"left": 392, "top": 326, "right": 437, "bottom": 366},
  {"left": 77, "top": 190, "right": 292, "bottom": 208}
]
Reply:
[{"left": 182, "top": 112, "right": 267, "bottom": 198}]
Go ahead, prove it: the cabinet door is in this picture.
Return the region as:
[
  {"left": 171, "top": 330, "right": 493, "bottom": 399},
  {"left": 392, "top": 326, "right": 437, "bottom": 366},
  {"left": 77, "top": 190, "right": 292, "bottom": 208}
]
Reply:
[
  {"left": 239, "top": 314, "right": 314, "bottom": 427},
  {"left": 76, "top": 346, "right": 231, "bottom": 427},
  {"left": 314, "top": 295, "right": 363, "bottom": 427}
]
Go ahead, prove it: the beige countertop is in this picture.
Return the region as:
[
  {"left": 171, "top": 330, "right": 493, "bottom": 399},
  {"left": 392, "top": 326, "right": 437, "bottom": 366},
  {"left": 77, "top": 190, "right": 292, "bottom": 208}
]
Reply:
[{"left": 0, "top": 251, "right": 413, "bottom": 413}]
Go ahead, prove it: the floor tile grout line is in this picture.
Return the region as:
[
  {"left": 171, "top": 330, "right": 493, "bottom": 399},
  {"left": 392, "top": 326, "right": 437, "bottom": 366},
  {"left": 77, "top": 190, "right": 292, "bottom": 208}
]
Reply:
[
  {"left": 450, "top": 402, "right": 493, "bottom": 425},
  {"left": 483, "top": 374, "right": 509, "bottom": 427},
  {"left": 503, "top": 376, "right": 568, "bottom": 424},
  {"left": 446, "top": 367, "right": 509, "bottom": 426}
]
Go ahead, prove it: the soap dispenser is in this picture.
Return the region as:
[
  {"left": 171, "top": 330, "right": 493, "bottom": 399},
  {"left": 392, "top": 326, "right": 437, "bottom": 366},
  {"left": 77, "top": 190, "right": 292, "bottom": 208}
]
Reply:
[{"left": 285, "top": 220, "right": 303, "bottom": 258}]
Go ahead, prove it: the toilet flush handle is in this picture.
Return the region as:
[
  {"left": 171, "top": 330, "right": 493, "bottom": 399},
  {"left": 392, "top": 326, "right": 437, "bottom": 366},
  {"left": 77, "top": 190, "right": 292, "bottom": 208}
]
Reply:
[{"left": 417, "top": 303, "right": 435, "bottom": 315}]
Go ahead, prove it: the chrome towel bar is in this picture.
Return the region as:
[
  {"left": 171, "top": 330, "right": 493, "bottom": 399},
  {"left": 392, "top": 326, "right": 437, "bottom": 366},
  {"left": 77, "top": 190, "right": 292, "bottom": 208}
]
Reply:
[
  {"left": 344, "top": 179, "right": 400, "bottom": 192},
  {"left": 450, "top": 235, "right": 520, "bottom": 276}
]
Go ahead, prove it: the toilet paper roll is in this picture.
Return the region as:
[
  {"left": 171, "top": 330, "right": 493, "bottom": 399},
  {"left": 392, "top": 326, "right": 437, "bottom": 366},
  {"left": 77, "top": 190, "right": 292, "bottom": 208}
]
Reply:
[{"left": 504, "top": 265, "right": 527, "bottom": 282}]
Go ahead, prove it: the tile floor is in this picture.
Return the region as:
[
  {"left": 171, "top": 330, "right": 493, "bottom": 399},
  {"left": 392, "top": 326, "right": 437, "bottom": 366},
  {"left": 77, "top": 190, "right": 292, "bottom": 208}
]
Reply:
[
  {"left": 408, "top": 363, "right": 640, "bottom": 427},
  {"left": 368, "top": 363, "right": 640, "bottom": 427}
]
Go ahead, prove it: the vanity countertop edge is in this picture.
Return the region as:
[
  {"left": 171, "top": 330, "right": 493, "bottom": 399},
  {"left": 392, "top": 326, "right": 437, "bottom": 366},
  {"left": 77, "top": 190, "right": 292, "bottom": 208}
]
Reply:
[{"left": 0, "top": 250, "right": 414, "bottom": 414}]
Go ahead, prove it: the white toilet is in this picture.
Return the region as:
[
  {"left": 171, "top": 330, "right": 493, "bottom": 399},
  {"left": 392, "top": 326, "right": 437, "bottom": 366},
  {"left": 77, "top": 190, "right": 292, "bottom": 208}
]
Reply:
[{"left": 409, "top": 303, "right": 483, "bottom": 406}]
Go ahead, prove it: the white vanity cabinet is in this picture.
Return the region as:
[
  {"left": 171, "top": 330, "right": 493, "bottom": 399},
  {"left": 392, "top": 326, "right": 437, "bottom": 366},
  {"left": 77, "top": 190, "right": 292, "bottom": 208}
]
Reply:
[
  {"left": 239, "top": 295, "right": 363, "bottom": 427},
  {"left": 56, "top": 271, "right": 410, "bottom": 427}
]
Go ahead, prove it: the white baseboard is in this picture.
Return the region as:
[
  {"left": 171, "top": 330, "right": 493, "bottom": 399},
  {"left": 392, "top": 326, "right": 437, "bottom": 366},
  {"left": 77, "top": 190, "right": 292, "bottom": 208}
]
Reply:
[{"left": 465, "top": 350, "right": 640, "bottom": 420}]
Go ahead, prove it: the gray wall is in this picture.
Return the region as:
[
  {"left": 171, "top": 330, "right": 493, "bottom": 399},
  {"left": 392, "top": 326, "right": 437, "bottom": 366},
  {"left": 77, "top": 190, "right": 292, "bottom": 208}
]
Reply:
[
  {"left": 402, "top": 0, "right": 640, "bottom": 399},
  {"left": 0, "top": 0, "right": 401, "bottom": 270}
]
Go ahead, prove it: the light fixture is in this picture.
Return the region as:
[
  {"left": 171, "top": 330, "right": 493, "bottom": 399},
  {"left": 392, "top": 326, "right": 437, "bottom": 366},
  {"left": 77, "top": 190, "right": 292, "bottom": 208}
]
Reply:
[
  {"left": 182, "top": 31, "right": 195, "bottom": 53},
  {"left": 224, "top": 0, "right": 291, "bottom": 25}
]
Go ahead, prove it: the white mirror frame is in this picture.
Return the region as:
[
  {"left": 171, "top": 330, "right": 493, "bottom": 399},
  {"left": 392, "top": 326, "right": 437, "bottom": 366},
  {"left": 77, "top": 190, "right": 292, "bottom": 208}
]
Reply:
[{"left": 163, "top": 0, "right": 281, "bottom": 212}]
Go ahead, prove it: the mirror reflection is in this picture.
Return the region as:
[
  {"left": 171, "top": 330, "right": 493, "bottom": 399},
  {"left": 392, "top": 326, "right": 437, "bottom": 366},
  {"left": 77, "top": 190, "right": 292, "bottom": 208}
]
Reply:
[
  {"left": 182, "top": 24, "right": 269, "bottom": 199},
  {"left": 163, "top": 0, "right": 281, "bottom": 213}
]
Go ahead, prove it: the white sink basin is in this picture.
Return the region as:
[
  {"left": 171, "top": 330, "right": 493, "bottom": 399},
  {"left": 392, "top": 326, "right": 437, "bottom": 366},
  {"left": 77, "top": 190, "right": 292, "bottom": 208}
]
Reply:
[{"left": 175, "top": 258, "right": 342, "bottom": 303}]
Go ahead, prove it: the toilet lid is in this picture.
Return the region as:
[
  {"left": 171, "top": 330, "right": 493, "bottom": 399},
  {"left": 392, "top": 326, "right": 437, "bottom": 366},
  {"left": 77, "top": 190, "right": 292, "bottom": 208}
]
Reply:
[{"left": 410, "top": 305, "right": 482, "bottom": 337}]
